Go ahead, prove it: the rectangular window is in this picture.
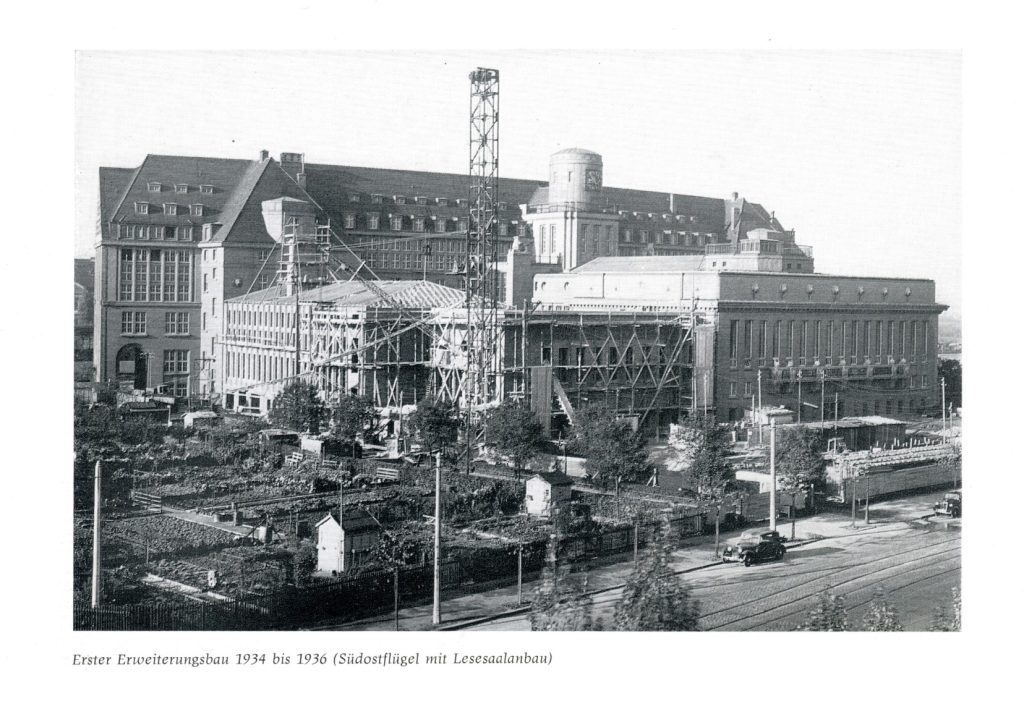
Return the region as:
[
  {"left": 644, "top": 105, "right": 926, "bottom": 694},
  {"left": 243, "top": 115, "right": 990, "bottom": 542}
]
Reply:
[
  {"left": 163, "top": 203, "right": 177, "bottom": 216},
  {"left": 175, "top": 184, "right": 188, "bottom": 194},
  {"left": 923, "top": 321, "right": 930, "bottom": 355},
  {"left": 900, "top": 321, "right": 907, "bottom": 356},
  {"left": 728, "top": 320, "right": 738, "bottom": 361},
  {"left": 258, "top": 274, "right": 271, "bottom": 290},
  {"left": 640, "top": 230, "right": 649, "bottom": 244},
  {"left": 200, "top": 185, "right": 213, "bottom": 194},
  {"left": 922, "top": 374, "right": 929, "bottom": 389},
  {"left": 203, "top": 273, "right": 208, "bottom": 293},
  {"left": 624, "top": 229, "right": 632, "bottom": 243},
  {"left": 165, "top": 312, "right": 190, "bottom": 335},
  {"left": 368, "top": 214, "right": 380, "bottom": 230},
  {"left": 888, "top": 321, "right": 895, "bottom": 355},
  {"left": 814, "top": 320, "right": 821, "bottom": 359},
  {"left": 828, "top": 320, "right": 835, "bottom": 362},
  {"left": 179, "top": 225, "right": 193, "bottom": 241},
  {"left": 135, "top": 202, "right": 149, "bottom": 215},
  {"left": 744, "top": 382, "right": 753, "bottom": 398},
  {"left": 788, "top": 321, "right": 795, "bottom": 360},
  {"left": 343, "top": 214, "right": 356, "bottom": 229},
  {"left": 371, "top": 194, "right": 383, "bottom": 205},
  {"left": 391, "top": 216, "right": 404, "bottom": 231},
  {"left": 842, "top": 321, "right": 849, "bottom": 360},
  {"left": 558, "top": 348, "right": 568, "bottom": 367},
  {"left": 801, "top": 321, "right": 810, "bottom": 361},
  {"left": 413, "top": 218, "right": 425, "bottom": 233},
  {"left": 875, "top": 321, "right": 883, "bottom": 357},
  {"left": 348, "top": 193, "right": 361, "bottom": 203},
  {"left": 729, "top": 382, "right": 738, "bottom": 398},
  {"left": 743, "top": 320, "right": 753, "bottom": 360},
  {"left": 760, "top": 320, "right": 768, "bottom": 360},
  {"left": 147, "top": 182, "right": 161, "bottom": 192},
  {"left": 436, "top": 218, "right": 447, "bottom": 233},
  {"left": 120, "top": 311, "right": 146, "bottom": 335},
  {"left": 773, "top": 320, "right": 781, "bottom": 359},
  {"left": 190, "top": 204, "right": 204, "bottom": 217},
  {"left": 854, "top": 321, "right": 861, "bottom": 358}
]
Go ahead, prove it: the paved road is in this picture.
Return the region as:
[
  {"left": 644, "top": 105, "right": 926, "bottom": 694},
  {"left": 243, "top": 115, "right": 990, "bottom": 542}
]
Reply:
[{"left": 469, "top": 519, "right": 960, "bottom": 631}]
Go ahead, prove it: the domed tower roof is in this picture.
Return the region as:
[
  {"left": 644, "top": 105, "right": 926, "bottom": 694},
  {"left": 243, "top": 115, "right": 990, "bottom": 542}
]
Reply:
[{"left": 552, "top": 147, "right": 601, "bottom": 158}]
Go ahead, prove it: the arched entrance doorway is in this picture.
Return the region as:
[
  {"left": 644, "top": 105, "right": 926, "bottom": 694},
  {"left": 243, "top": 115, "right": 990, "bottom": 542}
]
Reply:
[{"left": 115, "top": 344, "right": 148, "bottom": 390}]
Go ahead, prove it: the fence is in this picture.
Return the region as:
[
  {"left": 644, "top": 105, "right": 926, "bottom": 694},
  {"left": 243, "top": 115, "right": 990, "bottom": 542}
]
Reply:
[{"left": 74, "top": 513, "right": 705, "bottom": 631}]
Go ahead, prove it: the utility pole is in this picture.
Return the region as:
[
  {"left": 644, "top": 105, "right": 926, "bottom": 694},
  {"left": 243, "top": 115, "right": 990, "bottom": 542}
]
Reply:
[
  {"left": 769, "top": 420, "right": 777, "bottom": 532},
  {"left": 433, "top": 452, "right": 442, "bottom": 626},
  {"left": 941, "top": 377, "right": 947, "bottom": 440},
  {"left": 820, "top": 369, "right": 825, "bottom": 425},
  {"left": 757, "top": 368, "right": 763, "bottom": 446},
  {"left": 338, "top": 470, "right": 344, "bottom": 572},
  {"left": 864, "top": 471, "right": 870, "bottom": 525},
  {"left": 703, "top": 372, "right": 709, "bottom": 416},
  {"left": 850, "top": 471, "right": 857, "bottom": 528},
  {"left": 796, "top": 370, "right": 802, "bottom": 423},
  {"left": 91, "top": 460, "right": 102, "bottom": 608},
  {"left": 834, "top": 392, "right": 839, "bottom": 432},
  {"left": 517, "top": 539, "right": 524, "bottom": 606}
]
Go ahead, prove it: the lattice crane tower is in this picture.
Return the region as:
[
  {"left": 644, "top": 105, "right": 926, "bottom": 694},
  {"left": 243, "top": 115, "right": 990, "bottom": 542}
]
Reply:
[{"left": 465, "top": 67, "right": 501, "bottom": 413}]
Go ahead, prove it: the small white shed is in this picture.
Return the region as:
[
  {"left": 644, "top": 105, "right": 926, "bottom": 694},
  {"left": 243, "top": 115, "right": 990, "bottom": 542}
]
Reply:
[
  {"left": 315, "top": 509, "right": 380, "bottom": 575},
  {"left": 183, "top": 410, "right": 222, "bottom": 429},
  {"left": 525, "top": 472, "right": 573, "bottom": 518}
]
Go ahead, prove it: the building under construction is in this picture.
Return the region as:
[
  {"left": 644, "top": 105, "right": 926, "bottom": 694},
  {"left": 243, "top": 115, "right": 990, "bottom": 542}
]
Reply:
[{"left": 94, "top": 67, "right": 947, "bottom": 439}]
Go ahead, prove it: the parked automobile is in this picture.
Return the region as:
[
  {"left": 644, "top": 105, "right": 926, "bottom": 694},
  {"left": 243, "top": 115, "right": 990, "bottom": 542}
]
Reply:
[
  {"left": 722, "top": 529, "right": 787, "bottom": 567},
  {"left": 933, "top": 491, "right": 962, "bottom": 518}
]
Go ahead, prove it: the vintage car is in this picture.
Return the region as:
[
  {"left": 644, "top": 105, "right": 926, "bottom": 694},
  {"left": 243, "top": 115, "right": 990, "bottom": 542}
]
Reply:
[
  {"left": 933, "top": 491, "right": 962, "bottom": 518},
  {"left": 722, "top": 529, "right": 787, "bottom": 567}
]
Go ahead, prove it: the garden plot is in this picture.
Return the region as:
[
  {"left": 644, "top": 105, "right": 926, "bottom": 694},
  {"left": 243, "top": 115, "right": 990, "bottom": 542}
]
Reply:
[{"left": 105, "top": 515, "right": 244, "bottom": 557}]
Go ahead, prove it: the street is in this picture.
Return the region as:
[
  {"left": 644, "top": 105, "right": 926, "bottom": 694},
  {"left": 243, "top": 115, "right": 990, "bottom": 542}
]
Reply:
[{"left": 315, "top": 491, "right": 960, "bottom": 632}]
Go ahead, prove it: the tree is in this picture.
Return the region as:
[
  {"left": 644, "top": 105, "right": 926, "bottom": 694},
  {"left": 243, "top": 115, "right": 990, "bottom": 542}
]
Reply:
[
  {"left": 292, "top": 540, "right": 318, "bottom": 586},
  {"left": 485, "top": 400, "right": 544, "bottom": 479},
  {"left": 613, "top": 521, "right": 700, "bottom": 631},
  {"left": 570, "top": 405, "right": 650, "bottom": 487},
  {"left": 673, "top": 415, "right": 735, "bottom": 553},
  {"left": 798, "top": 589, "right": 849, "bottom": 631},
  {"left": 530, "top": 536, "right": 594, "bottom": 631},
  {"left": 775, "top": 426, "right": 827, "bottom": 534},
  {"left": 938, "top": 358, "right": 962, "bottom": 410},
  {"left": 407, "top": 397, "right": 460, "bottom": 456},
  {"left": 330, "top": 394, "right": 376, "bottom": 460},
  {"left": 930, "top": 586, "right": 961, "bottom": 631},
  {"left": 861, "top": 588, "right": 903, "bottom": 631},
  {"left": 268, "top": 381, "right": 326, "bottom": 434}
]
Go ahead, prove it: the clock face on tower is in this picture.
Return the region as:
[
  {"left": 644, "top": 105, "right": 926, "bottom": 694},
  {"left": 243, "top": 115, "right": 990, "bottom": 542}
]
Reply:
[{"left": 585, "top": 169, "right": 602, "bottom": 191}]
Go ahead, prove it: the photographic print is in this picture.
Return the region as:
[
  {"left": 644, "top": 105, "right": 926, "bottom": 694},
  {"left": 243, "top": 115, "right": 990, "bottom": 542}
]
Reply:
[{"left": 73, "top": 50, "right": 961, "bottom": 633}]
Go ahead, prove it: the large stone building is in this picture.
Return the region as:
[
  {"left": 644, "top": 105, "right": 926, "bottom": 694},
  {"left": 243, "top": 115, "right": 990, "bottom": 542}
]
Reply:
[{"left": 94, "top": 147, "right": 944, "bottom": 432}]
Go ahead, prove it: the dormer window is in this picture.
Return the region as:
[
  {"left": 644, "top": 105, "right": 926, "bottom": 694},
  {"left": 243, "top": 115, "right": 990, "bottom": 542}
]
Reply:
[
  {"left": 163, "top": 203, "right": 177, "bottom": 216},
  {"left": 191, "top": 204, "right": 204, "bottom": 217},
  {"left": 413, "top": 218, "right": 425, "bottom": 232},
  {"left": 436, "top": 197, "right": 449, "bottom": 207},
  {"left": 367, "top": 214, "right": 380, "bottom": 230},
  {"left": 394, "top": 195, "right": 407, "bottom": 205},
  {"left": 497, "top": 202, "right": 508, "bottom": 210},
  {"left": 348, "top": 194, "right": 361, "bottom": 203},
  {"left": 199, "top": 185, "right": 213, "bottom": 195},
  {"left": 174, "top": 184, "right": 188, "bottom": 194},
  {"left": 456, "top": 198, "right": 468, "bottom": 207},
  {"left": 147, "top": 182, "right": 161, "bottom": 192},
  {"left": 415, "top": 196, "right": 428, "bottom": 206},
  {"left": 391, "top": 216, "right": 404, "bottom": 230},
  {"left": 343, "top": 214, "right": 356, "bottom": 229},
  {"left": 371, "top": 194, "right": 384, "bottom": 205},
  {"left": 134, "top": 202, "right": 149, "bottom": 215},
  {"left": 202, "top": 223, "right": 214, "bottom": 241},
  {"left": 436, "top": 218, "right": 447, "bottom": 233},
  {"left": 498, "top": 222, "right": 508, "bottom": 236}
]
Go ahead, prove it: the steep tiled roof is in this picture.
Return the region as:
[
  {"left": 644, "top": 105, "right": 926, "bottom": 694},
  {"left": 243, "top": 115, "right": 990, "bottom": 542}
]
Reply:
[
  {"left": 97, "top": 167, "right": 135, "bottom": 239},
  {"left": 229, "top": 279, "right": 465, "bottom": 309},
  {"left": 108, "top": 154, "right": 254, "bottom": 226},
  {"left": 302, "top": 163, "right": 542, "bottom": 226}
]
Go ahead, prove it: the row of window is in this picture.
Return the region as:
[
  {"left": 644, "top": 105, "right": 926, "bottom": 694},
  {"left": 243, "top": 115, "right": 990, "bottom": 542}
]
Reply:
[
  {"left": 134, "top": 202, "right": 204, "bottom": 216},
  {"left": 117, "top": 224, "right": 194, "bottom": 241},
  {"left": 351, "top": 236, "right": 467, "bottom": 253},
  {"left": 363, "top": 252, "right": 460, "bottom": 271},
  {"left": 726, "top": 318, "right": 932, "bottom": 365},
  {"left": 622, "top": 229, "right": 712, "bottom": 246},
  {"left": 340, "top": 212, "right": 517, "bottom": 236},
  {"left": 120, "top": 311, "right": 191, "bottom": 336},
  {"left": 345, "top": 194, "right": 510, "bottom": 209},
  {"left": 118, "top": 249, "right": 194, "bottom": 302},
  {"left": 147, "top": 182, "right": 213, "bottom": 195}
]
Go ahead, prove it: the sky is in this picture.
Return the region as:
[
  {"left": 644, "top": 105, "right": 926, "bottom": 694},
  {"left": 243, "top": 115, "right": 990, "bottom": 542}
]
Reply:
[{"left": 75, "top": 50, "right": 961, "bottom": 322}]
